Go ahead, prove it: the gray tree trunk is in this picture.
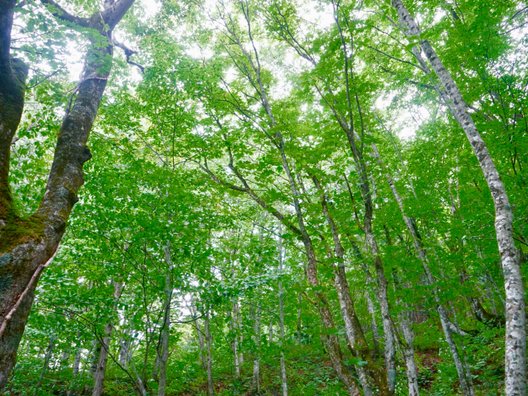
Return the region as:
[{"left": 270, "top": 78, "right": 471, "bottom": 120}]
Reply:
[
  {"left": 158, "top": 244, "right": 174, "bottom": 396},
  {"left": 92, "top": 281, "right": 123, "bottom": 396},
  {"left": 391, "top": 2, "right": 525, "bottom": 394},
  {"left": 251, "top": 303, "right": 261, "bottom": 394},
  {"left": 35, "top": 334, "right": 56, "bottom": 394},
  {"left": 231, "top": 300, "right": 241, "bottom": 378},
  {"left": 204, "top": 309, "right": 214, "bottom": 396},
  {"left": 313, "top": 175, "right": 376, "bottom": 395},
  {"left": 373, "top": 144, "right": 474, "bottom": 395},
  {"left": 190, "top": 298, "right": 207, "bottom": 370},
  {"left": 277, "top": 230, "right": 288, "bottom": 396}
]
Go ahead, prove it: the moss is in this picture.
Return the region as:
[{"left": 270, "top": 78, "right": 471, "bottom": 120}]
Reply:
[
  {"left": 0, "top": 253, "right": 12, "bottom": 267},
  {"left": 0, "top": 272, "right": 13, "bottom": 294},
  {"left": 0, "top": 214, "right": 45, "bottom": 254}
]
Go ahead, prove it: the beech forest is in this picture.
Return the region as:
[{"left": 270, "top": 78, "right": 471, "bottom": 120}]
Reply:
[{"left": 0, "top": 0, "right": 527, "bottom": 395}]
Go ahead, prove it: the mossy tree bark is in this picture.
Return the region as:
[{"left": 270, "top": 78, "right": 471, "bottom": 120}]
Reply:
[{"left": 0, "top": 0, "right": 135, "bottom": 389}]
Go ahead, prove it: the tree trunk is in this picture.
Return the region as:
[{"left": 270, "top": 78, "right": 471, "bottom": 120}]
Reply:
[
  {"left": 231, "top": 300, "right": 241, "bottom": 378},
  {"left": 275, "top": 141, "right": 360, "bottom": 395},
  {"left": 313, "top": 175, "right": 377, "bottom": 395},
  {"left": 204, "top": 308, "right": 214, "bottom": 396},
  {"left": 158, "top": 244, "right": 174, "bottom": 396},
  {"left": 277, "top": 228, "right": 288, "bottom": 396},
  {"left": 92, "top": 281, "right": 123, "bottom": 396},
  {"left": 251, "top": 302, "right": 261, "bottom": 394},
  {"left": 0, "top": 1, "right": 134, "bottom": 389},
  {"left": 391, "top": 2, "right": 525, "bottom": 394},
  {"left": 373, "top": 143, "right": 474, "bottom": 395},
  {"left": 190, "top": 298, "right": 207, "bottom": 370},
  {"left": 35, "top": 334, "right": 56, "bottom": 394}
]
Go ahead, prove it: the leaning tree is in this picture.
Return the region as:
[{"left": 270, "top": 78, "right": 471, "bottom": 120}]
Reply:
[{"left": 0, "top": 0, "right": 135, "bottom": 388}]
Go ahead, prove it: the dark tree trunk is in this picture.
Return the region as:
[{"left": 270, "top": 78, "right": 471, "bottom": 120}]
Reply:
[{"left": 0, "top": 0, "right": 135, "bottom": 389}]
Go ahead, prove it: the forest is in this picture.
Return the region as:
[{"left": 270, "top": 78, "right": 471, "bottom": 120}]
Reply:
[{"left": 0, "top": 0, "right": 527, "bottom": 395}]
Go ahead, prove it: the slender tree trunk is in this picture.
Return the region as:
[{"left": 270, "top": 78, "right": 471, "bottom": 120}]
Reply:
[
  {"left": 345, "top": 166, "right": 397, "bottom": 394},
  {"left": 275, "top": 141, "right": 360, "bottom": 395},
  {"left": 204, "top": 308, "right": 214, "bottom": 396},
  {"left": 277, "top": 230, "right": 288, "bottom": 396},
  {"left": 391, "top": 2, "right": 525, "bottom": 394},
  {"left": 350, "top": 239, "right": 382, "bottom": 357},
  {"left": 313, "top": 175, "right": 377, "bottom": 395},
  {"left": 373, "top": 144, "right": 474, "bottom": 395},
  {"left": 158, "top": 244, "right": 174, "bottom": 396},
  {"left": 119, "top": 337, "right": 131, "bottom": 366},
  {"left": 72, "top": 346, "right": 81, "bottom": 376},
  {"left": 391, "top": 268, "right": 420, "bottom": 396},
  {"left": 190, "top": 299, "right": 207, "bottom": 370},
  {"left": 66, "top": 343, "right": 82, "bottom": 396},
  {"left": 251, "top": 302, "right": 261, "bottom": 394},
  {"left": 92, "top": 281, "right": 123, "bottom": 396},
  {"left": 399, "top": 311, "right": 419, "bottom": 396},
  {"left": 231, "top": 300, "right": 241, "bottom": 378},
  {"left": 35, "top": 334, "right": 56, "bottom": 394}
]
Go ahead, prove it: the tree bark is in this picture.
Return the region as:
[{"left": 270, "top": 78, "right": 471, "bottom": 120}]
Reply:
[
  {"left": 204, "top": 308, "right": 214, "bottom": 396},
  {"left": 277, "top": 229, "right": 288, "bottom": 396},
  {"left": 391, "top": 2, "right": 525, "bottom": 394},
  {"left": 158, "top": 244, "right": 174, "bottom": 396},
  {"left": 0, "top": 1, "right": 134, "bottom": 389},
  {"left": 373, "top": 144, "right": 474, "bottom": 395},
  {"left": 230, "top": 299, "right": 241, "bottom": 378},
  {"left": 251, "top": 302, "right": 261, "bottom": 394},
  {"left": 35, "top": 334, "right": 56, "bottom": 394},
  {"left": 92, "top": 281, "right": 124, "bottom": 396},
  {"left": 313, "top": 175, "right": 377, "bottom": 396}
]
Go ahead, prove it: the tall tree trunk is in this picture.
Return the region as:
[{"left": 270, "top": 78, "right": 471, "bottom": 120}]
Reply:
[
  {"left": 391, "top": 269, "right": 420, "bottom": 396},
  {"left": 373, "top": 144, "right": 474, "bottom": 395},
  {"left": 399, "top": 310, "right": 420, "bottom": 396},
  {"left": 231, "top": 300, "right": 241, "bottom": 378},
  {"left": 204, "top": 308, "right": 214, "bottom": 396},
  {"left": 190, "top": 298, "right": 207, "bottom": 370},
  {"left": 274, "top": 141, "right": 360, "bottom": 395},
  {"left": 158, "top": 244, "right": 174, "bottom": 396},
  {"left": 66, "top": 342, "right": 82, "bottom": 396},
  {"left": 349, "top": 238, "right": 382, "bottom": 357},
  {"left": 313, "top": 175, "right": 377, "bottom": 395},
  {"left": 251, "top": 302, "right": 261, "bottom": 394},
  {"left": 391, "top": 2, "right": 525, "bottom": 394},
  {"left": 119, "top": 337, "right": 131, "bottom": 366},
  {"left": 0, "top": 1, "right": 135, "bottom": 389},
  {"left": 92, "top": 281, "right": 123, "bottom": 396},
  {"left": 35, "top": 334, "right": 56, "bottom": 394},
  {"left": 345, "top": 169, "right": 396, "bottom": 394},
  {"left": 277, "top": 229, "right": 288, "bottom": 396}
]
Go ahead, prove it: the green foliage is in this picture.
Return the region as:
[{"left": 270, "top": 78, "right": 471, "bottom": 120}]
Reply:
[{"left": 6, "top": 0, "right": 528, "bottom": 395}]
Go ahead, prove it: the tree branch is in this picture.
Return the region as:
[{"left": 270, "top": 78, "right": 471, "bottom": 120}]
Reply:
[{"left": 40, "top": 0, "right": 90, "bottom": 27}]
